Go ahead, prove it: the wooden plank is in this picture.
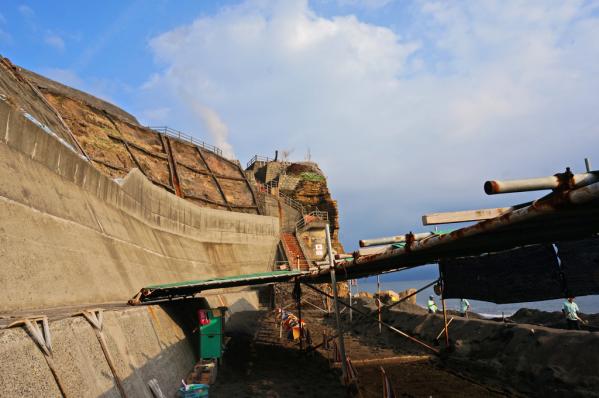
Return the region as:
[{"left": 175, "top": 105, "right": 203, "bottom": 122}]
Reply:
[
  {"left": 422, "top": 207, "right": 513, "bottom": 225},
  {"left": 332, "top": 355, "right": 431, "bottom": 368}
]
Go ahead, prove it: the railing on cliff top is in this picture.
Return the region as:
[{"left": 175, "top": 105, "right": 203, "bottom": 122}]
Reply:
[
  {"left": 255, "top": 180, "right": 307, "bottom": 215},
  {"left": 246, "top": 154, "right": 292, "bottom": 170},
  {"left": 149, "top": 126, "right": 223, "bottom": 157},
  {"left": 296, "top": 210, "right": 329, "bottom": 230}
]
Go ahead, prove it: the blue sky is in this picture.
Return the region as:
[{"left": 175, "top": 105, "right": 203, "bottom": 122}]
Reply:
[{"left": 2, "top": 1, "right": 599, "bottom": 285}]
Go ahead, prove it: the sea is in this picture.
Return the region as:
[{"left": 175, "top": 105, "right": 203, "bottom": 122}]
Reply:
[{"left": 355, "top": 279, "right": 599, "bottom": 318}]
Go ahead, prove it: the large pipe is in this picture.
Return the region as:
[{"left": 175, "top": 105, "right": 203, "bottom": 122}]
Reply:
[
  {"left": 312, "top": 179, "right": 599, "bottom": 281},
  {"left": 484, "top": 169, "right": 599, "bottom": 195},
  {"left": 359, "top": 232, "right": 434, "bottom": 247}
]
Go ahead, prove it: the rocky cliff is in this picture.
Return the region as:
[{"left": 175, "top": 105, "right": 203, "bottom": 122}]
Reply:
[{"left": 247, "top": 160, "right": 344, "bottom": 253}]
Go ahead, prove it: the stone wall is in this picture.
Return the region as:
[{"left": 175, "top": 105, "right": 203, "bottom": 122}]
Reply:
[{"left": 0, "top": 298, "right": 262, "bottom": 397}]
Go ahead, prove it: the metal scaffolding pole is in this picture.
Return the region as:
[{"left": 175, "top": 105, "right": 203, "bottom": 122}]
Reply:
[
  {"left": 302, "top": 282, "right": 439, "bottom": 354},
  {"left": 325, "top": 223, "right": 348, "bottom": 381},
  {"left": 376, "top": 275, "right": 382, "bottom": 333}
]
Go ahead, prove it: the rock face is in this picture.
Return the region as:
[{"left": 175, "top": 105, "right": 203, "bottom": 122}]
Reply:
[
  {"left": 7, "top": 58, "right": 261, "bottom": 215},
  {"left": 247, "top": 160, "right": 345, "bottom": 253}
]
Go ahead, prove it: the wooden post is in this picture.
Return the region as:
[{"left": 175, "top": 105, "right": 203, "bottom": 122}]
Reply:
[
  {"left": 349, "top": 279, "right": 353, "bottom": 323},
  {"left": 325, "top": 224, "right": 348, "bottom": 381},
  {"left": 295, "top": 279, "right": 303, "bottom": 351},
  {"left": 441, "top": 298, "right": 449, "bottom": 347},
  {"left": 376, "top": 275, "right": 382, "bottom": 333},
  {"left": 276, "top": 285, "right": 283, "bottom": 339}
]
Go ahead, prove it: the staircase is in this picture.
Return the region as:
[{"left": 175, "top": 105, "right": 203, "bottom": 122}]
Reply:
[{"left": 282, "top": 232, "right": 309, "bottom": 271}]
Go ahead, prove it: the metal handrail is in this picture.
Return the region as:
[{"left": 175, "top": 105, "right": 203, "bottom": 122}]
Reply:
[
  {"left": 148, "top": 126, "right": 223, "bottom": 157},
  {"left": 246, "top": 154, "right": 273, "bottom": 168},
  {"left": 246, "top": 154, "right": 292, "bottom": 169},
  {"left": 296, "top": 210, "right": 329, "bottom": 230},
  {"left": 255, "top": 180, "right": 306, "bottom": 215}
]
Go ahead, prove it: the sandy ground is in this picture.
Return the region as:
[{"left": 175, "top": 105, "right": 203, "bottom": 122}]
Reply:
[{"left": 210, "top": 307, "right": 511, "bottom": 397}]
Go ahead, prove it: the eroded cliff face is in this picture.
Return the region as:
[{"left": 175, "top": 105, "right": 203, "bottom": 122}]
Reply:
[
  {"left": 247, "top": 160, "right": 344, "bottom": 253},
  {"left": 2, "top": 56, "right": 346, "bottom": 253},
  {"left": 9, "top": 59, "right": 261, "bottom": 215}
]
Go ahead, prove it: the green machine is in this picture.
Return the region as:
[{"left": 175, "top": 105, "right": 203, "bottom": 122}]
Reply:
[{"left": 198, "top": 307, "right": 227, "bottom": 359}]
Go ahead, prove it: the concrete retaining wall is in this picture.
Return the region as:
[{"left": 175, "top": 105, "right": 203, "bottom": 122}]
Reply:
[
  {"left": 0, "top": 99, "right": 279, "bottom": 311},
  {"left": 0, "top": 304, "right": 199, "bottom": 397}
]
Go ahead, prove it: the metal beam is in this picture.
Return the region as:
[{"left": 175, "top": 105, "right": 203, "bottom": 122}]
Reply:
[
  {"left": 195, "top": 147, "right": 232, "bottom": 211},
  {"left": 235, "top": 164, "right": 261, "bottom": 214},
  {"left": 422, "top": 207, "right": 513, "bottom": 225},
  {"left": 91, "top": 158, "right": 128, "bottom": 172},
  {"left": 359, "top": 232, "right": 433, "bottom": 247},
  {"left": 108, "top": 134, "right": 168, "bottom": 159},
  {"left": 177, "top": 161, "right": 247, "bottom": 181},
  {"left": 159, "top": 134, "right": 183, "bottom": 198},
  {"left": 121, "top": 141, "right": 176, "bottom": 193},
  {"left": 325, "top": 223, "right": 348, "bottom": 381}
]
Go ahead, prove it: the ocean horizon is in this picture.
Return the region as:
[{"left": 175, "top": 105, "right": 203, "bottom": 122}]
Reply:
[{"left": 355, "top": 279, "right": 599, "bottom": 317}]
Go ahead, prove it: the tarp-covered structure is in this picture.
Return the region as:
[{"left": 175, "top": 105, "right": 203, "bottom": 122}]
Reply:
[
  {"left": 309, "top": 174, "right": 599, "bottom": 304},
  {"left": 131, "top": 270, "right": 304, "bottom": 304}
]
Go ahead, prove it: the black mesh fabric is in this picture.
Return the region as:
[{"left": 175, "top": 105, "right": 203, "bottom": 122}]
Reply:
[
  {"left": 440, "top": 244, "right": 563, "bottom": 304},
  {"left": 557, "top": 237, "right": 599, "bottom": 297}
]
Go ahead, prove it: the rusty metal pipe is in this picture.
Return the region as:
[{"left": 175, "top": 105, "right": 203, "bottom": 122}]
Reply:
[
  {"left": 360, "top": 232, "right": 434, "bottom": 247},
  {"left": 319, "top": 180, "right": 599, "bottom": 277},
  {"left": 484, "top": 170, "right": 599, "bottom": 195}
]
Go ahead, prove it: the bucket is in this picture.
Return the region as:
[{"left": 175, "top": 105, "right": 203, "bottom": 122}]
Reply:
[
  {"left": 292, "top": 326, "right": 300, "bottom": 340},
  {"left": 178, "top": 384, "right": 209, "bottom": 398}
]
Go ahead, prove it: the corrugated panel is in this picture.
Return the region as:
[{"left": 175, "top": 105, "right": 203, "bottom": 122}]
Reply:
[
  {"left": 440, "top": 244, "right": 562, "bottom": 304},
  {"left": 557, "top": 237, "right": 599, "bottom": 297}
]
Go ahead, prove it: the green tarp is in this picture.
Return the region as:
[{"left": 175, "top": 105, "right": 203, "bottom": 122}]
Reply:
[{"left": 135, "top": 270, "right": 304, "bottom": 303}]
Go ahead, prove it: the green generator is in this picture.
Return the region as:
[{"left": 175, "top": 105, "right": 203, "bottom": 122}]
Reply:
[{"left": 198, "top": 307, "right": 226, "bottom": 359}]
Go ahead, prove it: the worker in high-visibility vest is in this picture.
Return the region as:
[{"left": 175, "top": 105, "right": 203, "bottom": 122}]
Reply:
[{"left": 427, "top": 295, "right": 438, "bottom": 314}]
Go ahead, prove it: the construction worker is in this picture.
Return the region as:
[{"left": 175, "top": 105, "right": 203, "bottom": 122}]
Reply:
[
  {"left": 460, "top": 298, "right": 470, "bottom": 318},
  {"left": 562, "top": 297, "right": 586, "bottom": 330},
  {"left": 427, "top": 295, "right": 438, "bottom": 314}
]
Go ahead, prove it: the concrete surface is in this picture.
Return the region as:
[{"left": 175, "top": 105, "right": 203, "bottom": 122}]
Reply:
[
  {"left": 0, "top": 304, "right": 197, "bottom": 397},
  {"left": 0, "top": 98, "right": 279, "bottom": 312}
]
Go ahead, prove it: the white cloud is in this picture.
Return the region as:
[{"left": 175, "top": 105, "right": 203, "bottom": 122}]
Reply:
[
  {"left": 0, "top": 29, "right": 11, "bottom": 45},
  {"left": 139, "top": 107, "right": 171, "bottom": 125},
  {"left": 142, "top": 0, "right": 599, "bottom": 249},
  {"left": 42, "top": 68, "right": 84, "bottom": 88},
  {"left": 41, "top": 68, "right": 131, "bottom": 107},
  {"left": 44, "top": 33, "right": 65, "bottom": 51},
  {"left": 18, "top": 4, "right": 34, "bottom": 18},
  {"left": 336, "top": 0, "right": 394, "bottom": 9}
]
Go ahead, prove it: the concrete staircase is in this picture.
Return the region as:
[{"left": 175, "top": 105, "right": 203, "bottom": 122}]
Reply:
[{"left": 282, "top": 232, "right": 309, "bottom": 271}]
